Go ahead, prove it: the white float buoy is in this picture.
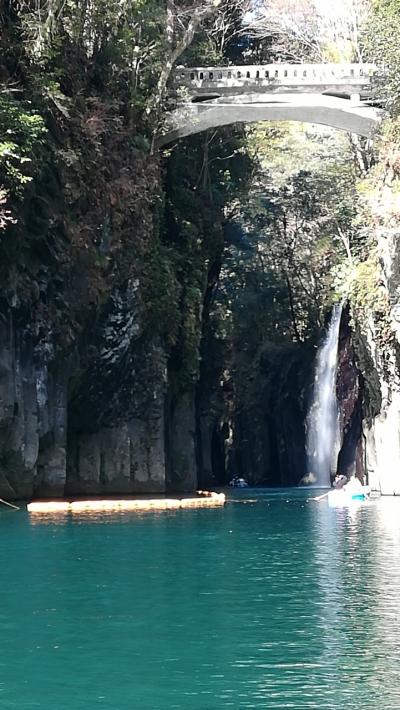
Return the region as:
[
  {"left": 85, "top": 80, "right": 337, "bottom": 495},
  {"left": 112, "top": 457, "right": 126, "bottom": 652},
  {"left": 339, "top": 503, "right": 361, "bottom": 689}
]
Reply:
[{"left": 27, "top": 492, "right": 226, "bottom": 514}]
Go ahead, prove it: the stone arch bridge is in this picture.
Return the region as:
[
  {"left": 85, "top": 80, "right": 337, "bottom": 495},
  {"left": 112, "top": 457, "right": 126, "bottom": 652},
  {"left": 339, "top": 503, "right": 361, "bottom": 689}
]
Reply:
[{"left": 160, "top": 63, "right": 382, "bottom": 145}]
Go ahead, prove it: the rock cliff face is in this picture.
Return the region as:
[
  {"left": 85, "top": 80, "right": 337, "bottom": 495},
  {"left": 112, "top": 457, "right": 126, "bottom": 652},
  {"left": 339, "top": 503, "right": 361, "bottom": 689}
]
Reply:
[
  {"left": 213, "top": 314, "right": 367, "bottom": 489},
  {"left": 206, "top": 344, "right": 313, "bottom": 488},
  {"left": 0, "top": 316, "right": 207, "bottom": 500},
  {"left": 0, "top": 134, "right": 230, "bottom": 499},
  {"left": 362, "top": 232, "right": 400, "bottom": 494},
  {"left": 0, "top": 313, "right": 66, "bottom": 499},
  {"left": 66, "top": 280, "right": 168, "bottom": 495},
  {"left": 2, "top": 221, "right": 398, "bottom": 499},
  {"left": 336, "top": 307, "right": 364, "bottom": 483},
  {"left": 0, "top": 288, "right": 169, "bottom": 499},
  {"left": 0, "top": 283, "right": 204, "bottom": 499},
  {"left": 1, "top": 69, "right": 399, "bottom": 500},
  {"left": 165, "top": 389, "right": 197, "bottom": 492},
  {"left": 349, "top": 138, "right": 400, "bottom": 495}
]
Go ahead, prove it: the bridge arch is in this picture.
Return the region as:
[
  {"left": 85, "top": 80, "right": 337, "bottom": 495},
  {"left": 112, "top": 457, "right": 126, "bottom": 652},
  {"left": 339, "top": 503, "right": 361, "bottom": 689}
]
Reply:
[
  {"left": 160, "top": 96, "right": 381, "bottom": 145},
  {"left": 160, "top": 63, "right": 382, "bottom": 145}
]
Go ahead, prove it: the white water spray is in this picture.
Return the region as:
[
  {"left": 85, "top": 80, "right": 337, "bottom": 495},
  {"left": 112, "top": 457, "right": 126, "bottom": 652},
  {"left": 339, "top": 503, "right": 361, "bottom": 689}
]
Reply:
[{"left": 307, "top": 304, "right": 342, "bottom": 487}]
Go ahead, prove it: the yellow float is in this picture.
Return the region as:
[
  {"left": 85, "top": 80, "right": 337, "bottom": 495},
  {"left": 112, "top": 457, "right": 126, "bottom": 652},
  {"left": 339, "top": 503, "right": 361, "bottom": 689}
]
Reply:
[{"left": 27, "top": 492, "right": 225, "bottom": 514}]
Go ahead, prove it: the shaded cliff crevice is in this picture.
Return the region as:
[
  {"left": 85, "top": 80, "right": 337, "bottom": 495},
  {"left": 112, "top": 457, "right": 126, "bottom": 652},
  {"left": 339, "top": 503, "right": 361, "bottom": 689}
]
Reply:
[{"left": 336, "top": 306, "right": 365, "bottom": 482}]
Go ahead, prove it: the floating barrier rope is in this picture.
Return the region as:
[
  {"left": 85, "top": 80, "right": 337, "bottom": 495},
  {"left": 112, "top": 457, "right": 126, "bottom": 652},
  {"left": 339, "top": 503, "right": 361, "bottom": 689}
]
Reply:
[{"left": 0, "top": 498, "right": 20, "bottom": 510}]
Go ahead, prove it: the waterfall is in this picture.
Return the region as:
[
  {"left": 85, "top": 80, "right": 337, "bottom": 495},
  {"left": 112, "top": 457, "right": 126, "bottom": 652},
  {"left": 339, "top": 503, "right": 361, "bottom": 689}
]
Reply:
[{"left": 306, "top": 304, "right": 342, "bottom": 487}]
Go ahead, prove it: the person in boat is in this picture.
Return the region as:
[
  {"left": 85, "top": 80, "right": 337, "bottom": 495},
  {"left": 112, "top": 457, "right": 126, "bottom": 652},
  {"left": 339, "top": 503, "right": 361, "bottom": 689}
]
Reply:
[
  {"left": 343, "top": 476, "right": 369, "bottom": 496},
  {"left": 334, "top": 475, "right": 370, "bottom": 499},
  {"left": 333, "top": 474, "right": 348, "bottom": 490},
  {"left": 229, "top": 476, "right": 249, "bottom": 488}
]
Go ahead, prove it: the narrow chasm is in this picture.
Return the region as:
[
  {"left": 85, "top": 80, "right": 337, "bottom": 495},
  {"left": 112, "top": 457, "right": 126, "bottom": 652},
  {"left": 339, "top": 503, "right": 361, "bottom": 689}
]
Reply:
[
  {"left": 1, "top": 3, "right": 400, "bottom": 499},
  {"left": 4, "top": 4, "right": 400, "bottom": 710}
]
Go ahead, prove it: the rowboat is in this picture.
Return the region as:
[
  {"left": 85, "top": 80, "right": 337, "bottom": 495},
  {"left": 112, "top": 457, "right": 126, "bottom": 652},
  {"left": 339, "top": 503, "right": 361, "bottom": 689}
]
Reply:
[
  {"left": 229, "top": 477, "right": 249, "bottom": 488},
  {"left": 328, "top": 487, "right": 370, "bottom": 507}
]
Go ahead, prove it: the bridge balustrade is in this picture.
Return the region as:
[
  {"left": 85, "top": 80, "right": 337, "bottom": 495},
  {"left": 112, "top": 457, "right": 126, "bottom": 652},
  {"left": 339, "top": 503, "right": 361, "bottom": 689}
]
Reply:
[{"left": 175, "top": 63, "right": 378, "bottom": 89}]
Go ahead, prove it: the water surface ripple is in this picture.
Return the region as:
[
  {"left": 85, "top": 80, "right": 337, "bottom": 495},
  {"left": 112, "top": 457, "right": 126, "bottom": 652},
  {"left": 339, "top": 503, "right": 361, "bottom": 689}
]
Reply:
[{"left": 1, "top": 489, "right": 400, "bottom": 709}]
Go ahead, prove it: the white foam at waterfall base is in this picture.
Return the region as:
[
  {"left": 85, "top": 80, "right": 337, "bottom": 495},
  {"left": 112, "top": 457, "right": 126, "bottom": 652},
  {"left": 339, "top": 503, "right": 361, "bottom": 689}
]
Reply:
[{"left": 306, "top": 304, "right": 343, "bottom": 487}]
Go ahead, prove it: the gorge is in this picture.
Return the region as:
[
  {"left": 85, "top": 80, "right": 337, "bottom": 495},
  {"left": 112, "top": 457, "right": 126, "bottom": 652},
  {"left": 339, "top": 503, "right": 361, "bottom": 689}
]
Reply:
[
  {"left": 3, "top": 3, "right": 400, "bottom": 710},
  {"left": 0, "top": 0, "right": 400, "bottom": 499}
]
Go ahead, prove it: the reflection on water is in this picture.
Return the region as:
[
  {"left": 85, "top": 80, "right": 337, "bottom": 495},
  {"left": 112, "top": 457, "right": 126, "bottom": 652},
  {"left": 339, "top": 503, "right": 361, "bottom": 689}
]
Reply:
[
  {"left": 1, "top": 490, "right": 400, "bottom": 709},
  {"left": 311, "top": 498, "right": 400, "bottom": 709}
]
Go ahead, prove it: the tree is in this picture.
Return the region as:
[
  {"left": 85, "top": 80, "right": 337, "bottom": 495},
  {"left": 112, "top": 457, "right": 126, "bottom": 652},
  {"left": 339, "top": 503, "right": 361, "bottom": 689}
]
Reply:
[
  {"left": 147, "top": 0, "right": 223, "bottom": 117},
  {"left": 364, "top": 0, "right": 400, "bottom": 113},
  {"left": 317, "top": 0, "right": 371, "bottom": 61},
  {"left": 215, "top": 123, "right": 362, "bottom": 346},
  {"left": 244, "top": 0, "right": 371, "bottom": 62},
  {"left": 244, "top": 0, "right": 322, "bottom": 62}
]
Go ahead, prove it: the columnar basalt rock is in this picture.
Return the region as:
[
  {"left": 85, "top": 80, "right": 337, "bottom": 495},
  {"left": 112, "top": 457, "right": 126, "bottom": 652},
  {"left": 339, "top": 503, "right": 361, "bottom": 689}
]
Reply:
[
  {"left": 219, "top": 345, "right": 311, "bottom": 488},
  {"left": 166, "top": 389, "right": 197, "bottom": 492},
  {"left": 66, "top": 281, "right": 169, "bottom": 496},
  {"left": 349, "top": 140, "right": 400, "bottom": 495},
  {"left": 0, "top": 283, "right": 181, "bottom": 499},
  {"left": 362, "top": 231, "right": 400, "bottom": 494},
  {"left": 0, "top": 315, "right": 69, "bottom": 499},
  {"left": 66, "top": 402, "right": 166, "bottom": 495}
]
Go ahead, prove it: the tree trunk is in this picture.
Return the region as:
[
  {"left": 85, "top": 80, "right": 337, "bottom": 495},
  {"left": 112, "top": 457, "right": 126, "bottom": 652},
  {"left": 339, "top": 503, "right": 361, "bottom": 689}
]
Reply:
[
  {"left": 147, "top": 1, "right": 220, "bottom": 126},
  {"left": 285, "top": 272, "right": 301, "bottom": 343}
]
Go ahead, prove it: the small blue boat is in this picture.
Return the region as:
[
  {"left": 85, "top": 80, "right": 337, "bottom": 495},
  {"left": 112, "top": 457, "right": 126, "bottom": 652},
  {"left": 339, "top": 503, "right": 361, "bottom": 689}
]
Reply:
[
  {"left": 229, "top": 477, "right": 249, "bottom": 488},
  {"left": 328, "top": 487, "right": 370, "bottom": 506}
]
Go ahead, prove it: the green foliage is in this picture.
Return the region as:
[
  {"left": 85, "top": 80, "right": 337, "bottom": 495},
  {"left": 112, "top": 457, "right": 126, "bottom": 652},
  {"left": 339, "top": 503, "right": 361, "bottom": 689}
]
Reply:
[
  {"left": 347, "top": 119, "right": 400, "bottom": 391},
  {"left": 0, "top": 95, "right": 47, "bottom": 194},
  {"left": 0, "top": 0, "right": 255, "bottom": 409},
  {"left": 140, "top": 243, "right": 181, "bottom": 348},
  {"left": 6, "top": 0, "right": 166, "bottom": 118},
  {"left": 230, "top": 124, "right": 361, "bottom": 341},
  {"left": 0, "top": 1, "right": 172, "bottom": 342},
  {"left": 206, "top": 120, "right": 377, "bottom": 449},
  {"left": 349, "top": 255, "right": 385, "bottom": 312},
  {"left": 365, "top": 0, "right": 400, "bottom": 114},
  {"left": 0, "top": 188, "right": 15, "bottom": 231},
  {"left": 164, "top": 127, "right": 255, "bottom": 390},
  {"left": 346, "top": 253, "right": 392, "bottom": 416}
]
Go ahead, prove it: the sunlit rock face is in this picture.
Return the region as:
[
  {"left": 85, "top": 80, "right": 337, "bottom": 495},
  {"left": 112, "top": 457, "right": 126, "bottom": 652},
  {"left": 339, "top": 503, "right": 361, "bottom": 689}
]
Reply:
[
  {"left": 362, "top": 330, "right": 400, "bottom": 494},
  {"left": 363, "top": 231, "right": 400, "bottom": 494}
]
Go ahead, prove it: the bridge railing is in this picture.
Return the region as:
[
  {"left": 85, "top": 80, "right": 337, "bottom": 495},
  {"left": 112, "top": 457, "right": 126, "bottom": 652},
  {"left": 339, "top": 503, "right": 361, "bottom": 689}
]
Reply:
[{"left": 174, "top": 63, "right": 378, "bottom": 90}]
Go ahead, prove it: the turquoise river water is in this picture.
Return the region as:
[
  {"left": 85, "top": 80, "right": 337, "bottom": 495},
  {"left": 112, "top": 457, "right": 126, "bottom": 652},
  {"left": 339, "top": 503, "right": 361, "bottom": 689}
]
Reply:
[{"left": 1, "top": 488, "right": 400, "bottom": 709}]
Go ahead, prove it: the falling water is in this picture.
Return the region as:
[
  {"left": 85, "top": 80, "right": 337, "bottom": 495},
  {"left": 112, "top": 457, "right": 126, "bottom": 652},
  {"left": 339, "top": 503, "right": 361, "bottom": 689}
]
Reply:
[{"left": 306, "top": 304, "right": 342, "bottom": 487}]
